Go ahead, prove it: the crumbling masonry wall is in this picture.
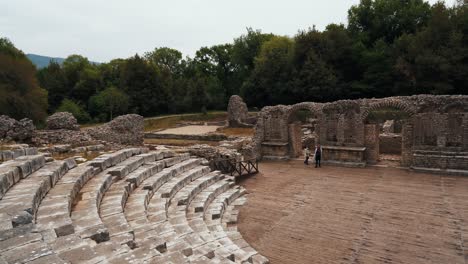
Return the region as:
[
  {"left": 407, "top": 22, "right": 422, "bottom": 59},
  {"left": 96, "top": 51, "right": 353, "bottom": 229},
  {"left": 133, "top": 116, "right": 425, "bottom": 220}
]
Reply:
[{"left": 253, "top": 95, "right": 468, "bottom": 172}]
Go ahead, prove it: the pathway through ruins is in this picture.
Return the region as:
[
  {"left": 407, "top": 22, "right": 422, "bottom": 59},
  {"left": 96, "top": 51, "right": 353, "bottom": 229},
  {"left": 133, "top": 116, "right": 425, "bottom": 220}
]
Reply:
[{"left": 237, "top": 161, "right": 468, "bottom": 264}]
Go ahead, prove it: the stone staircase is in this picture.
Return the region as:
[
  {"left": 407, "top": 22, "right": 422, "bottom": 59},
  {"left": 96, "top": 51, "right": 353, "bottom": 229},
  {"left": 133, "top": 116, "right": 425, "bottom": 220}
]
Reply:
[{"left": 0, "top": 147, "right": 268, "bottom": 264}]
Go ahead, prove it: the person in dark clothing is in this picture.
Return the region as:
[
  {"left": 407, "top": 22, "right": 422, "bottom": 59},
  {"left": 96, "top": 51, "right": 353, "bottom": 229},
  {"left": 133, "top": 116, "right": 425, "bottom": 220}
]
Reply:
[{"left": 314, "top": 144, "right": 322, "bottom": 168}]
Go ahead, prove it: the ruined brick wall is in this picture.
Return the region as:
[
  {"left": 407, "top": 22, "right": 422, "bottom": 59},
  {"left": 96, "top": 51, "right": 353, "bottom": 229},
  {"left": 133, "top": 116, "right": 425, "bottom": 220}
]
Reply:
[
  {"left": 401, "top": 123, "right": 414, "bottom": 167},
  {"left": 412, "top": 150, "right": 468, "bottom": 170},
  {"left": 365, "top": 124, "right": 380, "bottom": 164},
  {"left": 252, "top": 95, "right": 468, "bottom": 170},
  {"left": 379, "top": 134, "right": 402, "bottom": 155},
  {"left": 288, "top": 122, "right": 302, "bottom": 158}
]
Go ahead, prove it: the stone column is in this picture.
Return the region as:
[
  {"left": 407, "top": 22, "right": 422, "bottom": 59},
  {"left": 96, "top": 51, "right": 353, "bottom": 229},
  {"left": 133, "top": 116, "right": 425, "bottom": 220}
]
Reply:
[
  {"left": 319, "top": 117, "right": 327, "bottom": 145},
  {"left": 401, "top": 123, "right": 414, "bottom": 167},
  {"left": 463, "top": 115, "right": 468, "bottom": 151},
  {"left": 355, "top": 121, "right": 365, "bottom": 146},
  {"left": 337, "top": 114, "right": 345, "bottom": 145},
  {"left": 364, "top": 124, "right": 379, "bottom": 164},
  {"left": 288, "top": 122, "right": 302, "bottom": 158}
]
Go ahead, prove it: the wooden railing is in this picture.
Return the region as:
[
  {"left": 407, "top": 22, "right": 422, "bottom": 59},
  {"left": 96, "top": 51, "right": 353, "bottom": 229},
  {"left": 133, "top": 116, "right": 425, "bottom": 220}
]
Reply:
[{"left": 210, "top": 158, "right": 259, "bottom": 177}]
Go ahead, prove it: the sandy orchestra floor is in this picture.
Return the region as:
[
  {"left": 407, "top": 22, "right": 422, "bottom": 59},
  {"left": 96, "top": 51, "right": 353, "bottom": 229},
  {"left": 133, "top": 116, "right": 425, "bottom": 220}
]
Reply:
[
  {"left": 237, "top": 160, "right": 468, "bottom": 264},
  {"left": 155, "top": 125, "right": 221, "bottom": 135}
]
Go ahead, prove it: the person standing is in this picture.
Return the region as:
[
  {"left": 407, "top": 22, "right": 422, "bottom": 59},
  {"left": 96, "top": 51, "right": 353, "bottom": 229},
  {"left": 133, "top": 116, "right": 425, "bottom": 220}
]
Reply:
[
  {"left": 304, "top": 147, "right": 310, "bottom": 165},
  {"left": 314, "top": 144, "right": 322, "bottom": 168}
]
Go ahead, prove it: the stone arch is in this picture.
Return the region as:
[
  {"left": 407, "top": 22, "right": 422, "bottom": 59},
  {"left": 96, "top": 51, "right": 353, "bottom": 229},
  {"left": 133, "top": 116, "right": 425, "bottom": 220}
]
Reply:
[
  {"left": 285, "top": 102, "right": 322, "bottom": 123},
  {"left": 442, "top": 102, "right": 466, "bottom": 113},
  {"left": 284, "top": 103, "right": 322, "bottom": 158},
  {"left": 361, "top": 99, "right": 416, "bottom": 165},
  {"left": 361, "top": 99, "right": 417, "bottom": 122}
]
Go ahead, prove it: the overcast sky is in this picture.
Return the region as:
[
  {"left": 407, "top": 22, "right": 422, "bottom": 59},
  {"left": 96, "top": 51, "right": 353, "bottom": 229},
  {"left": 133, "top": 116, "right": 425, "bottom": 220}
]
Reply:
[{"left": 0, "top": 0, "right": 456, "bottom": 62}]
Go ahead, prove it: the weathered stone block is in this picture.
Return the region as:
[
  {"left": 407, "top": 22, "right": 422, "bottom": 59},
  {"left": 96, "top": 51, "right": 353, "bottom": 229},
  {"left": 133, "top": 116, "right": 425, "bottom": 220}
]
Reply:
[{"left": 54, "top": 223, "right": 75, "bottom": 237}]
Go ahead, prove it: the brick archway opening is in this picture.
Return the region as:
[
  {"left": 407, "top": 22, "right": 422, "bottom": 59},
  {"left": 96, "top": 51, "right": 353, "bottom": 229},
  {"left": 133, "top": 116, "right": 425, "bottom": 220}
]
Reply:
[
  {"left": 287, "top": 107, "right": 319, "bottom": 159},
  {"left": 363, "top": 104, "right": 413, "bottom": 166}
]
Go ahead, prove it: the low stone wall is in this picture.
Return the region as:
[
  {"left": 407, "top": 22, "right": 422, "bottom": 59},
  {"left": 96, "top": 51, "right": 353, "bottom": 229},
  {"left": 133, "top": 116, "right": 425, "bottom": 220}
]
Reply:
[
  {"left": 379, "top": 133, "right": 402, "bottom": 154},
  {"left": 144, "top": 132, "right": 228, "bottom": 141},
  {"left": 33, "top": 130, "right": 96, "bottom": 146},
  {"left": 188, "top": 144, "right": 242, "bottom": 162},
  {"left": 412, "top": 150, "right": 468, "bottom": 171},
  {"left": 322, "top": 145, "right": 366, "bottom": 167},
  {"left": 0, "top": 147, "right": 38, "bottom": 162},
  {"left": 261, "top": 141, "right": 289, "bottom": 160},
  {"left": 38, "top": 144, "right": 105, "bottom": 154}
]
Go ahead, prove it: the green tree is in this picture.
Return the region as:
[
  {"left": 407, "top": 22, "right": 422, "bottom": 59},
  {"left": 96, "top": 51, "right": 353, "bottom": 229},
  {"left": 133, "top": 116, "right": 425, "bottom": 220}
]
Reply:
[
  {"left": 193, "top": 44, "right": 237, "bottom": 109},
  {"left": 232, "top": 28, "right": 275, "bottom": 95},
  {"left": 0, "top": 37, "right": 48, "bottom": 123},
  {"left": 348, "top": 0, "right": 431, "bottom": 45},
  {"left": 120, "top": 55, "right": 169, "bottom": 116},
  {"left": 62, "top": 55, "right": 91, "bottom": 89},
  {"left": 99, "top": 59, "right": 126, "bottom": 88},
  {"left": 56, "top": 99, "right": 90, "bottom": 123},
  {"left": 37, "top": 61, "right": 68, "bottom": 112},
  {"left": 145, "top": 47, "right": 183, "bottom": 74},
  {"left": 183, "top": 69, "right": 213, "bottom": 112},
  {"left": 292, "top": 50, "right": 338, "bottom": 102},
  {"left": 393, "top": 2, "right": 468, "bottom": 95},
  {"left": 71, "top": 67, "right": 101, "bottom": 104},
  {"left": 89, "top": 86, "right": 129, "bottom": 121},
  {"left": 242, "top": 36, "right": 295, "bottom": 106}
]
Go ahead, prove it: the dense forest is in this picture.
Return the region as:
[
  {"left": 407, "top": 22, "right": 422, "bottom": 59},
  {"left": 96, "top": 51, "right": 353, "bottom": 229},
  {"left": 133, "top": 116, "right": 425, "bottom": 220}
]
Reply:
[{"left": 1, "top": 0, "right": 467, "bottom": 124}]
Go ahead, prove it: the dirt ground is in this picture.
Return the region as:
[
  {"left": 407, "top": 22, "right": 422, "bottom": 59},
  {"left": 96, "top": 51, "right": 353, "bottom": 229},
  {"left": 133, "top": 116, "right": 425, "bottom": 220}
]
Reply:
[
  {"left": 154, "top": 125, "right": 221, "bottom": 135},
  {"left": 237, "top": 160, "right": 468, "bottom": 264}
]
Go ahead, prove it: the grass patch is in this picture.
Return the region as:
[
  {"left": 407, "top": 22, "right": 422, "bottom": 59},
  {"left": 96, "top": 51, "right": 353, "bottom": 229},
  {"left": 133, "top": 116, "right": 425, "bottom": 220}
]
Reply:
[
  {"left": 144, "top": 138, "right": 219, "bottom": 146},
  {"left": 144, "top": 112, "right": 227, "bottom": 132},
  {"left": 217, "top": 127, "right": 254, "bottom": 137},
  {"left": 78, "top": 111, "right": 228, "bottom": 131},
  {"left": 52, "top": 151, "right": 102, "bottom": 161}
]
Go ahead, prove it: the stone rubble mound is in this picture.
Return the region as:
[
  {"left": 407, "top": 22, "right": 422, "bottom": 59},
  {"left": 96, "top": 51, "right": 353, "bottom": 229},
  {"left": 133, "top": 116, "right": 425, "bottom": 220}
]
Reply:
[
  {"left": 46, "top": 112, "right": 80, "bottom": 131},
  {"left": 0, "top": 115, "right": 35, "bottom": 142},
  {"left": 87, "top": 114, "right": 144, "bottom": 145},
  {"left": 0, "top": 147, "right": 268, "bottom": 263},
  {"left": 228, "top": 95, "right": 252, "bottom": 128},
  {"left": 382, "top": 120, "right": 395, "bottom": 134}
]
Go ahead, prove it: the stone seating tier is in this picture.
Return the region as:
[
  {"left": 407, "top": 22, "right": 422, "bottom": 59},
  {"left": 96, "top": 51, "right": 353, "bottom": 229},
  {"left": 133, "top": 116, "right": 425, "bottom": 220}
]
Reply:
[{"left": 0, "top": 148, "right": 269, "bottom": 264}]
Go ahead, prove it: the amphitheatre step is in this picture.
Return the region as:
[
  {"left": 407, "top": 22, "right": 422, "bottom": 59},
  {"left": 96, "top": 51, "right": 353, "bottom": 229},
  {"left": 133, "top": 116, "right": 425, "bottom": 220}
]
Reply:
[
  {"left": 123, "top": 156, "right": 199, "bottom": 254},
  {"left": 0, "top": 158, "right": 76, "bottom": 230},
  {"left": 0, "top": 154, "right": 46, "bottom": 199},
  {"left": 204, "top": 189, "right": 263, "bottom": 264},
  {"left": 0, "top": 147, "right": 38, "bottom": 162},
  {"left": 0, "top": 147, "right": 264, "bottom": 264},
  {"left": 206, "top": 186, "right": 245, "bottom": 221},
  {"left": 124, "top": 156, "right": 198, "bottom": 224},
  {"left": 190, "top": 178, "right": 236, "bottom": 214},
  {"left": 146, "top": 165, "right": 211, "bottom": 224},
  {"left": 35, "top": 148, "right": 146, "bottom": 238},
  {"left": 164, "top": 171, "right": 238, "bottom": 262},
  {"left": 71, "top": 154, "right": 150, "bottom": 243},
  {"left": 182, "top": 179, "right": 240, "bottom": 262},
  {"left": 175, "top": 171, "right": 224, "bottom": 206},
  {"left": 0, "top": 224, "right": 69, "bottom": 264},
  {"left": 220, "top": 196, "right": 269, "bottom": 264},
  {"left": 124, "top": 156, "right": 196, "bottom": 223},
  {"left": 100, "top": 151, "right": 174, "bottom": 247},
  {"left": 165, "top": 171, "right": 223, "bottom": 232}
]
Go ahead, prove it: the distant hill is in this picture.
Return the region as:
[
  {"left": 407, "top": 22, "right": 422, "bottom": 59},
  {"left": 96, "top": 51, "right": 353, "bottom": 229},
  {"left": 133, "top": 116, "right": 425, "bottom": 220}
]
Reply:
[
  {"left": 26, "top": 53, "right": 100, "bottom": 69},
  {"left": 26, "top": 54, "right": 66, "bottom": 69}
]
